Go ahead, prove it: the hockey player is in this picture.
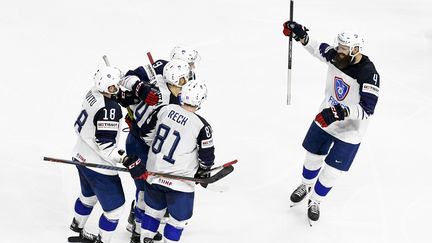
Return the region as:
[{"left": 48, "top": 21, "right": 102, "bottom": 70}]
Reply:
[
  {"left": 283, "top": 21, "right": 380, "bottom": 224},
  {"left": 69, "top": 66, "right": 142, "bottom": 243},
  {"left": 128, "top": 79, "right": 215, "bottom": 243},
  {"left": 120, "top": 60, "right": 192, "bottom": 243}
]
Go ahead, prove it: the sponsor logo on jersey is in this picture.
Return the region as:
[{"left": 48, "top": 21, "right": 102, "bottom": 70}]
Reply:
[
  {"left": 362, "top": 83, "right": 379, "bottom": 97},
  {"left": 158, "top": 178, "right": 173, "bottom": 186},
  {"left": 201, "top": 138, "right": 214, "bottom": 149},
  {"left": 97, "top": 121, "right": 119, "bottom": 131},
  {"left": 334, "top": 77, "right": 350, "bottom": 101},
  {"left": 76, "top": 153, "right": 86, "bottom": 162}
]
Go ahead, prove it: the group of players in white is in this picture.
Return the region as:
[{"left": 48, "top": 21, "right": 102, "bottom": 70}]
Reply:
[
  {"left": 67, "top": 18, "right": 380, "bottom": 243},
  {"left": 70, "top": 46, "right": 214, "bottom": 243}
]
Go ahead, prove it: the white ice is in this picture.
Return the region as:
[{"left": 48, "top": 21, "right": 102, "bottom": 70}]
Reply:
[{"left": 1, "top": 0, "right": 431, "bottom": 242}]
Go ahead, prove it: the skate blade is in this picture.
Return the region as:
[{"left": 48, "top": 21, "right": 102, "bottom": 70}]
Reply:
[
  {"left": 290, "top": 202, "right": 297, "bottom": 208},
  {"left": 307, "top": 217, "right": 318, "bottom": 227},
  {"left": 126, "top": 223, "right": 135, "bottom": 233},
  {"left": 68, "top": 236, "right": 85, "bottom": 242}
]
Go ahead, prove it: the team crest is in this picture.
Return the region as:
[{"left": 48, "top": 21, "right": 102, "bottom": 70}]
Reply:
[{"left": 334, "top": 77, "right": 350, "bottom": 101}]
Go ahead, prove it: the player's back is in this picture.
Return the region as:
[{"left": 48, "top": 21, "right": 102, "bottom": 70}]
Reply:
[
  {"left": 146, "top": 104, "right": 209, "bottom": 192},
  {"left": 72, "top": 87, "right": 122, "bottom": 175}
]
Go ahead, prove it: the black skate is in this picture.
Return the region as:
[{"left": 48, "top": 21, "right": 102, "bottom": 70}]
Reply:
[
  {"left": 130, "top": 231, "right": 140, "bottom": 243},
  {"left": 307, "top": 199, "right": 320, "bottom": 226},
  {"left": 68, "top": 229, "right": 99, "bottom": 243},
  {"left": 290, "top": 184, "right": 311, "bottom": 207},
  {"left": 126, "top": 200, "right": 136, "bottom": 233},
  {"left": 130, "top": 231, "right": 163, "bottom": 243},
  {"left": 143, "top": 237, "right": 154, "bottom": 243},
  {"left": 68, "top": 218, "right": 99, "bottom": 243}
]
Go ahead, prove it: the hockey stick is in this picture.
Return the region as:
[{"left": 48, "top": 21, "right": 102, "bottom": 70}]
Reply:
[
  {"left": 42, "top": 156, "right": 235, "bottom": 184},
  {"left": 43, "top": 156, "right": 128, "bottom": 172},
  {"left": 287, "top": 0, "right": 294, "bottom": 105},
  {"left": 204, "top": 159, "right": 237, "bottom": 175},
  {"left": 147, "top": 52, "right": 155, "bottom": 65},
  {"left": 102, "top": 55, "right": 111, "bottom": 67}
]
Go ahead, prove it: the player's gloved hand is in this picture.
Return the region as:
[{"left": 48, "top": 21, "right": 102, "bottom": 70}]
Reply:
[
  {"left": 122, "top": 155, "right": 147, "bottom": 180},
  {"left": 315, "top": 104, "right": 348, "bottom": 128},
  {"left": 116, "top": 89, "right": 140, "bottom": 107},
  {"left": 283, "top": 21, "right": 309, "bottom": 42},
  {"left": 132, "top": 81, "right": 160, "bottom": 106},
  {"left": 194, "top": 164, "right": 211, "bottom": 188}
]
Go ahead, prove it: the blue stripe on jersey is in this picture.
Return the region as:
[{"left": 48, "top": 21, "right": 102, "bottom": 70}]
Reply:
[
  {"left": 126, "top": 66, "right": 150, "bottom": 82},
  {"left": 95, "top": 138, "right": 115, "bottom": 149},
  {"left": 99, "top": 214, "right": 119, "bottom": 232}
]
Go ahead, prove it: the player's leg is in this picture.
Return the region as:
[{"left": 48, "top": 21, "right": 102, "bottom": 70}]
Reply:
[
  {"left": 71, "top": 166, "right": 98, "bottom": 230},
  {"left": 125, "top": 133, "right": 150, "bottom": 235},
  {"left": 163, "top": 190, "right": 194, "bottom": 243},
  {"left": 291, "top": 122, "right": 333, "bottom": 204},
  {"left": 91, "top": 169, "right": 126, "bottom": 243},
  {"left": 68, "top": 166, "right": 99, "bottom": 242},
  {"left": 140, "top": 182, "right": 167, "bottom": 243},
  {"left": 308, "top": 139, "right": 360, "bottom": 222}
]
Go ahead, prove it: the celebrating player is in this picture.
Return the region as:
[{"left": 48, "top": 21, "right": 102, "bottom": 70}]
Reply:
[
  {"left": 130, "top": 79, "right": 214, "bottom": 243},
  {"left": 119, "top": 59, "right": 192, "bottom": 243},
  {"left": 69, "top": 66, "right": 138, "bottom": 243},
  {"left": 283, "top": 21, "right": 380, "bottom": 224}
]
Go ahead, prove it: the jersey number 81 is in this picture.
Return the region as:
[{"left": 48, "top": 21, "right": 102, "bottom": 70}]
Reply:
[{"left": 151, "top": 123, "right": 181, "bottom": 164}]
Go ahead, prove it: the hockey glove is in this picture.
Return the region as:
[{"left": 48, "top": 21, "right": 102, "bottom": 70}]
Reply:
[
  {"left": 194, "top": 164, "right": 212, "bottom": 188},
  {"left": 283, "top": 21, "right": 309, "bottom": 43},
  {"left": 315, "top": 104, "right": 348, "bottom": 128},
  {"left": 116, "top": 89, "right": 140, "bottom": 107},
  {"left": 132, "top": 81, "right": 160, "bottom": 106},
  {"left": 122, "top": 155, "right": 147, "bottom": 180}
]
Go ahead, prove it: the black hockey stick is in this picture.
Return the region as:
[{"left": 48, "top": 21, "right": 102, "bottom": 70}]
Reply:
[
  {"left": 43, "top": 156, "right": 236, "bottom": 184},
  {"left": 43, "top": 156, "right": 128, "bottom": 171},
  {"left": 287, "top": 0, "right": 294, "bottom": 105},
  {"left": 145, "top": 165, "right": 235, "bottom": 184}
]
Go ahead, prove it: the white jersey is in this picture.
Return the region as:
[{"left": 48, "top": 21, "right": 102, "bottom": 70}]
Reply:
[
  {"left": 304, "top": 37, "right": 380, "bottom": 144},
  {"left": 72, "top": 87, "right": 123, "bottom": 175},
  {"left": 141, "top": 104, "right": 215, "bottom": 192}
]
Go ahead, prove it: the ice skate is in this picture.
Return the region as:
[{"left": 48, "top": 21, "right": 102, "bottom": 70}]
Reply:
[
  {"left": 290, "top": 184, "right": 311, "bottom": 207},
  {"left": 130, "top": 231, "right": 163, "bottom": 243},
  {"left": 68, "top": 229, "right": 99, "bottom": 243},
  {"left": 68, "top": 218, "right": 96, "bottom": 242},
  {"left": 126, "top": 200, "right": 136, "bottom": 233},
  {"left": 307, "top": 199, "right": 320, "bottom": 226}
]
